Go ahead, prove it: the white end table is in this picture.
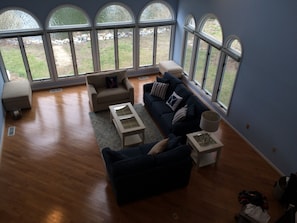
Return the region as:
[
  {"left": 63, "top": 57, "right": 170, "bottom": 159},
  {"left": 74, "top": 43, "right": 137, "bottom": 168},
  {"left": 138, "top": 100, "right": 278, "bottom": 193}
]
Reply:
[{"left": 186, "top": 131, "right": 223, "bottom": 168}]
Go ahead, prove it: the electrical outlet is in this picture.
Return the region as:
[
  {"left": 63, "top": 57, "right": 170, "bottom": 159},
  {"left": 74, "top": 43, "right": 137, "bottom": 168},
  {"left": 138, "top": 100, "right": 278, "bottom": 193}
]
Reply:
[{"left": 246, "top": 123, "right": 250, "bottom": 129}]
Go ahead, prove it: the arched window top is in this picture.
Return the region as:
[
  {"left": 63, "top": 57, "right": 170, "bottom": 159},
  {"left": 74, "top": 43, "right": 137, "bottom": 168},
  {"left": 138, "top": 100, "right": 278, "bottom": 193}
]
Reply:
[
  {"left": 185, "top": 15, "right": 196, "bottom": 30},
  {"left": 139, "top": 2, "right": 173, "bottom": 23},
  {"left": 48, "top": 5, "right": 90, "bottom": 29},
  {"left": 0, "top": 8, "right": 40, "bottom": 32},
  {"left": 199, "top": 14, "right": 223, "bottom": 45},
  {"left": 96, "top": 3, "right": 133, "bottom": 25},
  {"left": 228, "top": 38, "right": 242, "bottom": 56}
]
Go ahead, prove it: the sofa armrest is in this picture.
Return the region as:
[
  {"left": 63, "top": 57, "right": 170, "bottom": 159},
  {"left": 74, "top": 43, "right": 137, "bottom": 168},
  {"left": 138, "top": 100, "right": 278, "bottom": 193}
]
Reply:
[
  {"left": 86, "top": 83, "right": 97, "bottom": 102},
  {"left": 123, "top": 78, "right": 134, "bottom": 104}
]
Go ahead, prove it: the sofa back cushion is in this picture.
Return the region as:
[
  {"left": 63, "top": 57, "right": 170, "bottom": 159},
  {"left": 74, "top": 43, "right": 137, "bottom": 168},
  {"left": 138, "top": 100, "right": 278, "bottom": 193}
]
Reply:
[
  {"left": 155, "top": 145, "right": 191, "bottom": 166},
  {"left": 87, "top": 69, "right": 127, "bottom": 89},
  {"left": 186, "top": 95, "right": 209, "bottom": 119}
]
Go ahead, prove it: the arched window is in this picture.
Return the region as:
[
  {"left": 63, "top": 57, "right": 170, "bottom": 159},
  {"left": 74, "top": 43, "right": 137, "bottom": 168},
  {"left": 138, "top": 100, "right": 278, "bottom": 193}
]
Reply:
[
  {"left": 139, "top": 2, "right": 173, "bottom": 22},
  {"left": 182, "top": 15, "right": 196, "bottom": 75},
  {"left": 139, "top": 1, "right": 175, "bottom": 66},
  {"left": 95, "top": 4, "right": 134, "bottom": 71},
  {"left": 48, "top": 6, "right": 90, "bottom": 28},
  {"left": 0, "top": 9, "right": 39, "bottom": 31},
  {"left": 217, "top": 37, "right": 242, "bottom": 109},
  {"left": 195, "top": 15, "right": 223, "bottom": 95},
  {"left": 47, "top": 5, "right": 93, "bottom": 77},
  {"left": 0, "top": 8, "right": 50, "bottom": 82},
  {"left": 96, "top": 4, "right": 133, "bottom": 25}
]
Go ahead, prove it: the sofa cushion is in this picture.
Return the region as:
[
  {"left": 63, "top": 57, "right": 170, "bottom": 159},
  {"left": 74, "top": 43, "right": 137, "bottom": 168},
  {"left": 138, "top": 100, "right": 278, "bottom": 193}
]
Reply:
[
  {"left": 172, "top": 105, "right": 188, "bottom": 125},
  {"left": 166, "top": 91, "right": 183, "bottom": 111},
  {"left": 167, "top": 134, "right": 182, "bottom": 150},
  {"left": 150, "top": 81, "right": 169, "bottom": 100},
  {"left": 96, "top": 85, "right": 130, "bottom": 103},
  {"left": 148, "top": 138, "right": 169, "bottom": 155},
  {"left": 151, "top": 100, "right": 173, "bottom": 115},
  {"left": 186, "top": 95, "right": 209, "bottom": 119}
]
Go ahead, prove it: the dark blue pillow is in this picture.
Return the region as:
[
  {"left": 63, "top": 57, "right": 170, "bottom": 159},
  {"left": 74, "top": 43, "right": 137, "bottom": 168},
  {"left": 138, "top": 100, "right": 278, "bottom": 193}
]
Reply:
[{"left": 106, "top": 76, "right": 118, "bottom": 88}]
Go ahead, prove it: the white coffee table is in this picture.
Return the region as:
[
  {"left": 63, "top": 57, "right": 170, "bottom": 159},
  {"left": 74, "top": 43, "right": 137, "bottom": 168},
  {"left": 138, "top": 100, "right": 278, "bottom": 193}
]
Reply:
[
  {"left": 186, "top": 131, "right": 223, "bottom": 168},
  {"left": 109, "top": 102, "right": 145, "bottom": 148}
]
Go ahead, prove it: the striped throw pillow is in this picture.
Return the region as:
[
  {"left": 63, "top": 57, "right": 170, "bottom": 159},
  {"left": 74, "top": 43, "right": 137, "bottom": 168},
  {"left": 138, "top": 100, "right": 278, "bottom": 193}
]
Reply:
[{"left": 150, "top": 81, "right": 169, "bottom": 100}]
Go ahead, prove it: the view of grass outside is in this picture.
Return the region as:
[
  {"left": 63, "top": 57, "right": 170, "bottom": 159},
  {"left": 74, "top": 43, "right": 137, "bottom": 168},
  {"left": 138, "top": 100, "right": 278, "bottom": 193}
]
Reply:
[
  {"left": 218, "top": 57, "right": 239, "bottom": 107},
  {"left": 183, "top": 33, "right": 194, "bottom": 74}
]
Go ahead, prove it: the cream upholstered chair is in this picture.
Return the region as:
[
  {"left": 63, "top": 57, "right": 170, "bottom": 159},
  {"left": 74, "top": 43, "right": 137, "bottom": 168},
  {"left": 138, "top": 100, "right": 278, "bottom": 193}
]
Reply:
[{"left": 85, "top": 69, "right": 134, "bottom": 112}]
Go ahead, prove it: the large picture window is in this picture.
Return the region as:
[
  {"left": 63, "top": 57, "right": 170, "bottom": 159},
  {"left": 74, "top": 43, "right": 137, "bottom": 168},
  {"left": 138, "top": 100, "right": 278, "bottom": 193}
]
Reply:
[
  {"left": 48, "top": 6, "right": 93, "bottom": 77},
  {"left": 139, "top": 2, "right": 174, "bottom": 67},
  {"left": 96, "top": 4, "right": 134, "bottom": 71},
  {"left": 0, "top": 9, "right": 50, "bottom": 82},
  {"left": 182, "top": 14, "right": 242, "bottom": 112}
]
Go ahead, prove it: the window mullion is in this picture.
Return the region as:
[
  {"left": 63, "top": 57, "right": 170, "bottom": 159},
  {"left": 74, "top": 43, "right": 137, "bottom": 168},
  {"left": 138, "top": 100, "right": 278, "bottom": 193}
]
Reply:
[
  {"left": 153, "top": 27, "right": 158, "bottom": 66},
  {"left": 68, "top": 32, "right": 78, "bottom": 76},
  {"left": 18, "top": 37, "right": 33, "bottom": 82},
  {"left": 202, "top": 44, "right": 211, "bottom": 90},
  {"left": 114, "top": 29, "right": 119, "bottom": 70}
]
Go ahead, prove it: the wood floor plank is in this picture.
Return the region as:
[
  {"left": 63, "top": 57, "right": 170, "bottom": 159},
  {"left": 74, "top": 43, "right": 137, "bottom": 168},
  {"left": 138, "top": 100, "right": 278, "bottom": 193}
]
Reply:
[{"left": 0, "top": 75, "right": 285, "bottom": 223}]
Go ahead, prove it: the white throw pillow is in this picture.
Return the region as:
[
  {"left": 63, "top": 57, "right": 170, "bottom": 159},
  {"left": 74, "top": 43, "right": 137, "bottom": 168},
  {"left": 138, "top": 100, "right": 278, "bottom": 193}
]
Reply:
[{"left": 166, "top": 91, "right": 183, "bottom": 111}]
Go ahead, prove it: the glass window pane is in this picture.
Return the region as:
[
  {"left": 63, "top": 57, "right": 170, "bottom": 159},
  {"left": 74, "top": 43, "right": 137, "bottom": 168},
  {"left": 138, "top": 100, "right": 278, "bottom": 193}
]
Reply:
[
  {"left": 118, "top": 28, "right": 133, "bottom": 69},
  {"left": 156, "top": 26, "right": 171, "bottom": 63},
  {"left": 218, "top": 56, "right": 239, "bottom": 108},
  {"left": 139, "top": 27, "right": 154, "bottom": 66},
  {"left": 50, "top": 33, "right": 74, "bottom": 77},
  {"left": 0, "top": 38, "right": 27, "bottom": 81},
  {"left": 195, "top": 40, "right": 208, "bottom": 86},
  {"left": 204, "top": 47, "right": 220, "bottom": 94},
  {"left": 73, "top": 31, "right": 93, "bottom": 74},
  {"left": 98, "top": 29, "right": 115, "bottom": 71},
  {"left": 201, "top": 18, "right": 222, "bottom": 44},
  {"left": 49, "top": 6, "right": 88, "bottom": 27},
  {"left": 140, "top": 3, "right": 172, "bottom": 22},
  {"left": 230, "top": 39, "right": 242, "bottom": 55},
  {"left": 183, "top": 32, "right": 194, "bottom": 75},
  {"left": 23, "top": 36, "right": 50, "bottom": 80},
  {"left": 0, "top": 10, "right": 39, "bottom": 31},
  {"left": 96, "top": 5, "right": 132, "bottom": 24}
]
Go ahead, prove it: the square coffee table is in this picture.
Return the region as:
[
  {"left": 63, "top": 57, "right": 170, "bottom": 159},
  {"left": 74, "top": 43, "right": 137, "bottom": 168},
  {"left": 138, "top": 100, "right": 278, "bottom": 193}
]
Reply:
[
  {"left": 186, "top": 131, "right": 223, "bottom": 168},
  {"left": 109, "top": 102, "right": 145, "bottom": 148}
]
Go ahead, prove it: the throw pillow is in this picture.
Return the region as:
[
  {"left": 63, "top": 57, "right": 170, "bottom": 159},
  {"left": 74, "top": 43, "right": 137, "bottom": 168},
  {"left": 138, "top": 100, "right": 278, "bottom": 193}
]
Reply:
[
  {"left": 147, "top": 138, "right": 169, "bottom": 155},
  {"left": 150, "top": 81, "right": 169, "bottom": 100},
  {"left": 172, "top": 105, "right": 188, "bottom": 125},
  {"left": 105, "top": 76, "right": 118, "bottom": 88},
  {"left": 166, "top": 91, "right": 183, "bottom": 111}
]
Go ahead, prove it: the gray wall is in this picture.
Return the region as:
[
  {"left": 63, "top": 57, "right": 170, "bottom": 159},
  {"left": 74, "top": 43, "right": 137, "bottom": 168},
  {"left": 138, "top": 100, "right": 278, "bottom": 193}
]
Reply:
[{"left": 174, "top": 0, "right": 297, "bottom": 174}]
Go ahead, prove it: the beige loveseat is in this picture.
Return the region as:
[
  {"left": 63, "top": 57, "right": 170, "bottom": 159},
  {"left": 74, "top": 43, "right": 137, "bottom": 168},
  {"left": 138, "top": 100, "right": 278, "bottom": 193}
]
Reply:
[{"left": 85, "top": 69, "right": 134, "bottom": 112}]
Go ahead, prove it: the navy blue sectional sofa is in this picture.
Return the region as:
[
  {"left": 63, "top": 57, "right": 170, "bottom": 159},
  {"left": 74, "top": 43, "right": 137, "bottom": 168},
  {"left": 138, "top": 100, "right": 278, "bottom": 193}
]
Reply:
[
  {"left": 143, "top": 72, "right": 209, "bottom": 137},
  {"left": 101, "top": 136, "right": 193, "bottom": 205}
]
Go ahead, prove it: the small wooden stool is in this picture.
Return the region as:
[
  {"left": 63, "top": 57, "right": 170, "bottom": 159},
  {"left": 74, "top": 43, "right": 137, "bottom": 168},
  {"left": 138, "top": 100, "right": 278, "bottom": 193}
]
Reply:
[
  {"left": 2, "top": 80, "right": 32, "bottom": 117},
  {"left": 159, "top": 60, "right": 183, "bottom": 78}
]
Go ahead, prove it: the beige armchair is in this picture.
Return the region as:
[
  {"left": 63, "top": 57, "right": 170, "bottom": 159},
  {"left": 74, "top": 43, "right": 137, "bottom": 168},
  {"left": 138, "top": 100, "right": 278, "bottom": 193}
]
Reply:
[{"left": 85, "top": 69, "right": 134, "bottom": 112}]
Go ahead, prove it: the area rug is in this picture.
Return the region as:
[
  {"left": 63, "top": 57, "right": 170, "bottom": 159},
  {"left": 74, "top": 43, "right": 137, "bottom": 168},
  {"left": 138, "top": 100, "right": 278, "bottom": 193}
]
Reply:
[{"left": 89, "top": 104, "right": 163, "bottom": 151}]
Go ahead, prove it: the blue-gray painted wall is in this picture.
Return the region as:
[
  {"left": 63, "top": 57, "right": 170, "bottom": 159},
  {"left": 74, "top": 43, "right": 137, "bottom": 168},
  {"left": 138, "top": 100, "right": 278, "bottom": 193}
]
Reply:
[
  {"left": 0, "top": 0, "right": 296, "bottom": 174},
  {"left": 0, "top": 69, "right": 4, "bottom": 146}
]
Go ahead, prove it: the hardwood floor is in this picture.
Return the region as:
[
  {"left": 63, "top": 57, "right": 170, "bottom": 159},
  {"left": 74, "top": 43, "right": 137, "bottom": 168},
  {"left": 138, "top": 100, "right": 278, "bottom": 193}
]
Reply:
[{"left": 0, "top": 75, "right": 284, "bottom": 223}]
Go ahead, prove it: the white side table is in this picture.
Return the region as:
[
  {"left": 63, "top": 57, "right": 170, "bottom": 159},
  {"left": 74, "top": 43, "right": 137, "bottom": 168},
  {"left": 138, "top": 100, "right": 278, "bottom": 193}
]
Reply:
[{"left": 186, "top": 131, "right": 223, "bottom": 168}]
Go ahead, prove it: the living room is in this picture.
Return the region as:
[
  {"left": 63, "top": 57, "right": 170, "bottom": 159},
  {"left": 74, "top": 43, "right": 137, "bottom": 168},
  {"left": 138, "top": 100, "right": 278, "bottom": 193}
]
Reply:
[{"left": 0, "top": 0, "right": 296, "bottom": 222}]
